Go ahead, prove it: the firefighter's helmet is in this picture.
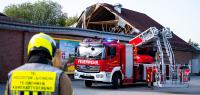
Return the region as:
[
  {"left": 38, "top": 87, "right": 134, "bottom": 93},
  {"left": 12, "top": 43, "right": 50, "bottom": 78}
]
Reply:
[{"left": 27, "top": 33, "right": 56, "bottom": 59}]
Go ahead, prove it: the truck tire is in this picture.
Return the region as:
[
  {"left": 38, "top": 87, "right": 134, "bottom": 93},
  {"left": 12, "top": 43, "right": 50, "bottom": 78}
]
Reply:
[
  {"left": 112, "top": 73, "right": 122, "bottom": 89},
  {"left": 85, "top": 80, "right": 92, "bottom": 87}
]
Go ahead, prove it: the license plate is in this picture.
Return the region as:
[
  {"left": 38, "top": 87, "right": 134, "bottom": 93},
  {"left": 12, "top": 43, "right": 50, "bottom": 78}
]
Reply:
[{"left": 83, "top": 73, "right": 91, "bottom": 76}]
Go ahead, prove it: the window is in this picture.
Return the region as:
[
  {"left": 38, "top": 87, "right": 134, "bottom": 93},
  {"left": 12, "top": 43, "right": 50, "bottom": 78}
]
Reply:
[{"left": 107, "top": 47, "right": 116, "bottom": 58}]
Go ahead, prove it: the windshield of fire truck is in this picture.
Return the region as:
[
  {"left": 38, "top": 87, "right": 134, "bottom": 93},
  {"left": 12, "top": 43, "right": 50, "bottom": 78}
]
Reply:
[{"left": 77, "top": 46, "right": 105, "bottom": 59}]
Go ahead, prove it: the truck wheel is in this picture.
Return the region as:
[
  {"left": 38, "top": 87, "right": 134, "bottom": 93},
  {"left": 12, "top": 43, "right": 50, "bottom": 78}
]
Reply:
[
  {"left": 112, "top": 73, "right": 121, "bottom": 89},
  {"left": 85, "top": 80, "right": 92, "bottom": 87}
]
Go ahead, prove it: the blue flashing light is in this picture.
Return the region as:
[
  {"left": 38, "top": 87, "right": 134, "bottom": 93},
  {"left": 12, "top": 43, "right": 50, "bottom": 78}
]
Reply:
[{"left": 106, "top": 39, "right": 113, "bottom": 42}]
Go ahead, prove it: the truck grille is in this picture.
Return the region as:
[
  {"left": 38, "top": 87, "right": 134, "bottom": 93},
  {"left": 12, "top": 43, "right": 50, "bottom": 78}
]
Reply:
[{"left": 76, "top": 65, "right": 100, "bottom": 73}]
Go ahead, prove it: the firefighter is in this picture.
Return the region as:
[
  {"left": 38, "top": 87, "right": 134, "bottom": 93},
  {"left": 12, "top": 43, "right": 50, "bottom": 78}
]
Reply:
[{"left": 5, "top": 33, "right": 73, "bottom": 95}]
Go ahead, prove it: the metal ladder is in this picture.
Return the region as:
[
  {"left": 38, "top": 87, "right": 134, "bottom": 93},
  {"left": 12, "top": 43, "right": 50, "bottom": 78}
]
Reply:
[
  {"left": 154, "top": 28, "right": 189, "bottom": 87},
  {"left": 129, "top": 27, "right": 189, "bottom": 87},
  {"left": 130, "top": 27, "right": 159, "bottom": 47},
  {"left": 162, "top": 28, "right": 177, "bottom": 82}
]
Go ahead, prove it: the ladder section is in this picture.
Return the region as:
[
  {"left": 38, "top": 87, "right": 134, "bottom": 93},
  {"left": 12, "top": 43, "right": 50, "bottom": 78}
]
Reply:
[
  {"left": 155, "top": 28, "right": 173, "bottom": 85},
  {"left": 129, "top": 27, "right": 190, "bottom": 87},
  {"left": 154, "top": 28, "right": 189, "bottom": 87},
  {"left": 155, "top": 38, "right": 165, "bottom": 85},
  {"left": 129, "top": 27, "right": 159, "bottom": 46},
  {"left": 162, "top": 28, "right": 176, "bottom": 81}
]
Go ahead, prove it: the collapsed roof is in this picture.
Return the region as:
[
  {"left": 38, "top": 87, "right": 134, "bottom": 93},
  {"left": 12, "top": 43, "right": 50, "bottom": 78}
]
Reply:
[{"left": 76, "top": 3, "right": 194, "bottom": 52}]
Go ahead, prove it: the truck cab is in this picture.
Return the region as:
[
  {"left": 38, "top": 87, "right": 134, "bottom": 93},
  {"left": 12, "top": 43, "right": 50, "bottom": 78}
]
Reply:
[{"left": 74, "top": 38, "right": 124, "bottom": 88}]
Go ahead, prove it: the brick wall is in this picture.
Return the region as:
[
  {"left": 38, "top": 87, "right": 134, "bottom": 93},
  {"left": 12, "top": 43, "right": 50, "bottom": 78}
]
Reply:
[{"left": 0, "top": 29, "right": 23, "bottom": 82}]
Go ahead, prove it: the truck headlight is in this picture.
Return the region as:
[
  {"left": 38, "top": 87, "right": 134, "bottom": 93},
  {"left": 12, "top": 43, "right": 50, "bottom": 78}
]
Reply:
[
  {"left": 106, "top": 73, "right": 111, "bottom": 78},
  {"left": 96, "top": 74, "right": 104, "bottom": 78}
]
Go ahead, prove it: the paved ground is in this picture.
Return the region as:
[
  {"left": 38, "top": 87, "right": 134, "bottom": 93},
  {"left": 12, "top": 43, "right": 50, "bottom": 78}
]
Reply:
[
  {"left": 1, "top": 76, "right": 200, "bottom": 95},
  {"left": 73, "top": 76, "right": 200, "bottom": 95}
]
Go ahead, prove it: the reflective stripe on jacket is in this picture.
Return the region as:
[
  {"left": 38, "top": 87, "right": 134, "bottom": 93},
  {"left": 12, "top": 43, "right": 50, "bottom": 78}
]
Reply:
[{"left": 8, "top": 63, "right": 63, "bottom": 95}]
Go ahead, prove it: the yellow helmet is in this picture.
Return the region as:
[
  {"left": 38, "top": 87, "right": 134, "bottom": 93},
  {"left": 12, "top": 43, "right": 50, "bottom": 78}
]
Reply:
[{"left": 27, "top": 33, "right": 56, "bottom": 59}]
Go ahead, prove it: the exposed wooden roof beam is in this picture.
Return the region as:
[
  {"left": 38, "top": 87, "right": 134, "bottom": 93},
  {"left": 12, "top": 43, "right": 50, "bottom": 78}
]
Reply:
[
  {"left": 86, "top": 4, "right": 101, "bottom": 20},
  {"left": 103, "top": 6, "right": 135, "bottom": 29},
  {"left": 88, "top": 20, "right": 118, "bottom": 25}
]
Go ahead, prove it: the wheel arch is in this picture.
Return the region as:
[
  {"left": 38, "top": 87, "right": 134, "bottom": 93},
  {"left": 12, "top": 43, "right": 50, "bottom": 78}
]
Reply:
[{"left": 110, "top": 67, "right": 123, "bottom": 82}]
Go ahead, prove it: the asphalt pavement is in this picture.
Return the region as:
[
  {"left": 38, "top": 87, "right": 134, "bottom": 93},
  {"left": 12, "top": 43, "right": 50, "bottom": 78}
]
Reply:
[
  {"left": 1, "top": 76, "right": 200, "bottom": 95},
  {"left": 73, "top": 76, "right": 200, "bottom": 95}
]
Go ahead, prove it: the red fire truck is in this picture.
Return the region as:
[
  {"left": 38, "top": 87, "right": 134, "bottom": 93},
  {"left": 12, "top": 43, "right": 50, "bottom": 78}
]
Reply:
[{"left": 74, "top": 27, "right": 190, "bottom": 88}]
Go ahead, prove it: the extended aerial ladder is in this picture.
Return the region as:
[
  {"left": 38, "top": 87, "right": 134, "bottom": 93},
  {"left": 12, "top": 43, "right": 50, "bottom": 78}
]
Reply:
[{"left": 129, "top": 27, "right": 190, "bottom": 87}]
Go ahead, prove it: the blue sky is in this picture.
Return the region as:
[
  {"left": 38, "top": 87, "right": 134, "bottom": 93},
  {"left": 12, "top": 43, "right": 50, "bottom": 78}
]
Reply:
[{"left": 0, "top": 0, "right": 200, "bottom": 43}]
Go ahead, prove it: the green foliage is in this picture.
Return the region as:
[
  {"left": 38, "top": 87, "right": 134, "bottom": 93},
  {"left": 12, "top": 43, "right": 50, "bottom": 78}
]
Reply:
[
  {"left": 65, "top": 15, "right": 78, "bottom": 26},
  {"left": 188, "top": 38, "right": 199, "bottom": 47},
  {"left": 3, "top": 0, "right": 67, "bottom": 26}
]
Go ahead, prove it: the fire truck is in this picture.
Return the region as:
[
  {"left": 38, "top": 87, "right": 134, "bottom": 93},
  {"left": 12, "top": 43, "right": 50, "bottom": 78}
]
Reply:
[{"left": 74, "top": 27, "right": 190, "bottom": 88}]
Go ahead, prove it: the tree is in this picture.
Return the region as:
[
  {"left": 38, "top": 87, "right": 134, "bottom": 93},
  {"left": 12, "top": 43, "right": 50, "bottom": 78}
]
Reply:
[
  {"left": 3, "top": 0, "right": 67, "bottom": 26},
  {"left": 188, "top": 38, "right": 199, "bottom": 47},
  {"left": 65, "top": 15, "right": 78, "bottom": 26}
]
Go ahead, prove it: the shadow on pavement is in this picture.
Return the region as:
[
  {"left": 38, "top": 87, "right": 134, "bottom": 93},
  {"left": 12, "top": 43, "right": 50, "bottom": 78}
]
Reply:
[{"left": 87, "top": 83, "right": 148, "bottom": 90}]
